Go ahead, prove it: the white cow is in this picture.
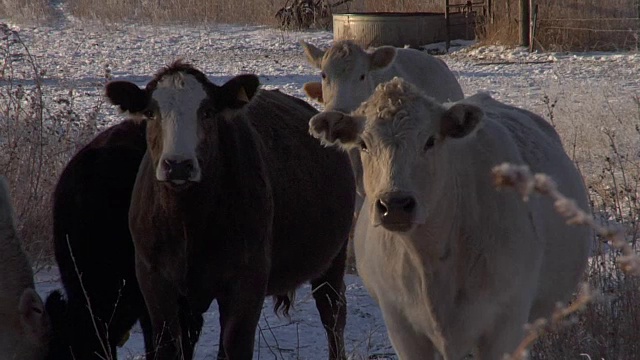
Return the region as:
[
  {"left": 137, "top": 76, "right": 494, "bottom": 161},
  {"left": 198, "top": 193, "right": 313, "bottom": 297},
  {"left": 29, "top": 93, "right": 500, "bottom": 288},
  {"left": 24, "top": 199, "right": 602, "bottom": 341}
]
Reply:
[
  {"left": 309, "top": 78, "right": 591, "bottom": 360},
  {"left": 301, "top": 40, "right": 464, "bottom": 205},
  {"left": 300, "top": 40, "right": 464, "bottom": 112},
  {"left": 0, "top": 176, "right": 50, "bottom": 359}
]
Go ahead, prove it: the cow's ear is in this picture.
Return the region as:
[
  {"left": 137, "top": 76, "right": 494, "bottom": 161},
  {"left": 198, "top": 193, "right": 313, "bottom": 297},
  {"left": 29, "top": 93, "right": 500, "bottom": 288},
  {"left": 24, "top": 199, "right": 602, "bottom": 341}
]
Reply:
[
  {"left": 303, "top": 82, "right": 323, "bottom": 103},
  {"left": 309, "top": 111, "right": 364, "bottom": 149},
  {"left": 301, "top": 41, "right": 325, "bottom": 69},
  {"left": 440, "top": 103, "right": 483, "bottom": 139},
  {"left": 105, "top": 81, "right": 149, "bottom": 113},
  {"left": 218, "top": 74, "right": 260, "bottom": 110},
  {"left": 19, "top": 288, "right": 50, "bottom": 343},
  {"left": 369, "top": 46, "right": 396, "bottom": 71}
]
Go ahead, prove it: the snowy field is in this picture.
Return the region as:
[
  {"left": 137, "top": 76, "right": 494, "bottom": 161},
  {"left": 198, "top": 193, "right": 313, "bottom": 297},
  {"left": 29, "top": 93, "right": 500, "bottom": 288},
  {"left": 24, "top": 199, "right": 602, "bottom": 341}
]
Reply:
[{"left": 3, "top": 6, "right": 640, "bottom": 360}]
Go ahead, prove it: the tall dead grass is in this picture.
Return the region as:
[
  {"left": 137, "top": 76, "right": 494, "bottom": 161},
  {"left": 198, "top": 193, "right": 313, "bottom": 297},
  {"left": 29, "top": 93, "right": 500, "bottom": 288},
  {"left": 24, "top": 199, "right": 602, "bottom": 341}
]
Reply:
[
  {"left": 535, "top": 100, "right": 640, "bottom": 358},
  {"left": 0, "top": 0, "right": 451, "bottom": 26},
  {"left": 0, "top": 0, "right": 51, "bottom": 24},
  {"left": 0, "top": 25, "right": 98, "bottom": 263},
  {"left": 483, "top": 0, "right": 640, "bottom": 50},
  {"left": 65, "top": 0, "right": 277, "bottom": 24}
]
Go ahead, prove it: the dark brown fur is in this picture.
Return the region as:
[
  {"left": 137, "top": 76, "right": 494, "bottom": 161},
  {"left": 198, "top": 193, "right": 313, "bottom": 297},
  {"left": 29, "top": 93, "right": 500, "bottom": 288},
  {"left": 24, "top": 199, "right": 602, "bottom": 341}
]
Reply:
[
  {"left": 107, "top": 62, "right": 355, "bottom": 360},
  {"left": 45, "top": 120, "right": 152, "bottom": 360}
]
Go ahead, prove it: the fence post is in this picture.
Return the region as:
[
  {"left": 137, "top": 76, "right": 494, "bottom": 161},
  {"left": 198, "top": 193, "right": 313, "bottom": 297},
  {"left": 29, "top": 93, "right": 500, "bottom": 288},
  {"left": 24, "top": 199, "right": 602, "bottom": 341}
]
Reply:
[
  {"left": 445, "top": 0, "right": 451, "bottom": 51},
  {"left": 637, "top": 0, "right": 640, "bottom": 50},
  {"left": 529, "top": 1, "right": 538, "bottom": 52},
  {"left": 520, "top": 0, "right": 530, "bottom": 46}
]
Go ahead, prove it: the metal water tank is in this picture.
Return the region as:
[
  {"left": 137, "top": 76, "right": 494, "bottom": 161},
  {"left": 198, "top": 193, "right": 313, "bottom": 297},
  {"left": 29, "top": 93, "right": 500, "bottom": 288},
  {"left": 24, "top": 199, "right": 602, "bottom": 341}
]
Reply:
[{"left": 333, "top": 12, "right": 475, "bottom": 48}]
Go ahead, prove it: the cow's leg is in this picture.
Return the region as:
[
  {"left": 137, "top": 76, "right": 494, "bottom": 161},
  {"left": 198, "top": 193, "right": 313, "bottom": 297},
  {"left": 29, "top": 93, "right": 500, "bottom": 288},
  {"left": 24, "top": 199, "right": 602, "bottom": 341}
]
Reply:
[
  {"left": 475, "top": 307, "right": 529, "bottom": 360},
  {"left": 138, "top": 309, "right": 154, "bottom": 357},
  {"left": 310, "top": 239, "right": 348, "bottom": 360},
  {"left": 216, "top": 272, "right": 267, "bottom": 359},
  {"left": 177, "top": 296, "right": 204, "bottom": 360},
  {"left": 379, "top": 303, "right": 438, "bottom": 360},
  {"left": 135, "top": 257, "right": 183, "bottom": 360}
]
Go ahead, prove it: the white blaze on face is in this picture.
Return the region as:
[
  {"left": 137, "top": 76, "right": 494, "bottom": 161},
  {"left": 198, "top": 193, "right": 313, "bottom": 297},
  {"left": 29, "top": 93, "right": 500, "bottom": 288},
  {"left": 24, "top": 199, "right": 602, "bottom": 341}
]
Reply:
[{"left": 152, "top": 73, "right": 207, "bottom": 182}]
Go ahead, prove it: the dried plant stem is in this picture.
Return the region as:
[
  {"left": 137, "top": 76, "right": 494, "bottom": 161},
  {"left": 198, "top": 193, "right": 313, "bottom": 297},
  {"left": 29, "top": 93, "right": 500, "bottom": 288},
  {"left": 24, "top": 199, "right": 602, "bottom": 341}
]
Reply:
[
  {"left": 492, "top": 163, "right": 640, "bottom": 277},
  {"left": 492, "top": 162, "right": 640, "bottom": 360},
  {"left": 505, "top": 283, "right": 593, "bottom": 360}
]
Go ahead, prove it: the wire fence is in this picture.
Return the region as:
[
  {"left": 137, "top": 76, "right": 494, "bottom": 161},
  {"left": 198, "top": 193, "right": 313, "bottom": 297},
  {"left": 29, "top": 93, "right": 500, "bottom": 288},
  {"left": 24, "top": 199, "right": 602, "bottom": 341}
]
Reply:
[{"left": 482, "top": 0, "right": 640, "bottom": 50}]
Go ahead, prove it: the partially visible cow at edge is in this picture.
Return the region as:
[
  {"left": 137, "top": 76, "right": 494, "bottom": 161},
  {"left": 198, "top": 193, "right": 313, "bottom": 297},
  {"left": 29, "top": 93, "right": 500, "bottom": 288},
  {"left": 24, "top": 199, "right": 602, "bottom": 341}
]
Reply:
[
  {"left": 44, "top": 120, "right": 151, "bottom": 359},
  {"left": 104, "top": 61, "right": 355, "bottom": 359},
  {"left": 0, "top": 176, "right": 50, "bottom": 359},
  {"left": 309, "top": 78, "right": 591, "bottom": 359},
  {"left": 300, "top": 40, "right": 465, "bottom": 261}
]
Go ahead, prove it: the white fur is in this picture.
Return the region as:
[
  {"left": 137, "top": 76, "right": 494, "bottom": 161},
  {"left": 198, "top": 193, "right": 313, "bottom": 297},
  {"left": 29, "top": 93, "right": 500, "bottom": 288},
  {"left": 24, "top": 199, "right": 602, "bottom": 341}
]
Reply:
[
  {"left": 317, "top": 79, "right": 591, "bottom": 359},
  {"left": 153, "top": 73, "right": 206, "bottom": 182},
  {"left": 301, "top": 41, "right": 464, "bottom": 113}
]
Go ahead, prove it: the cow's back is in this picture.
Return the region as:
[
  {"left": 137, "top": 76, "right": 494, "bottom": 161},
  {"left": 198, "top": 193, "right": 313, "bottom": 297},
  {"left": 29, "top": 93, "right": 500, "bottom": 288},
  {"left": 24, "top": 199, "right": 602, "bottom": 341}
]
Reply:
[
  {"left": 376, "top": 48, "right": 464, "bottom": 103},
  {"left": 53, "top": 120, "right": 147, "bottom": 294},
  {"left": 247, "top": 90, "right": 356, "bottom": 293}
]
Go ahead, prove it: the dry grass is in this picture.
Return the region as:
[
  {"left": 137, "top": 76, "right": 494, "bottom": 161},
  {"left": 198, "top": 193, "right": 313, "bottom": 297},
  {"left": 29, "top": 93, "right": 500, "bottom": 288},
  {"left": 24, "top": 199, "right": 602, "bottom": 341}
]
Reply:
[
  {"left": 0, "top": 0, "right": 51, "bottom": 24},
  {"left": 0, "top": 25, "right": 99, "bottom": 264},
  {"left": 482, "top": 0, "right": 640, "bottom": 51},
  {"left": 65, "top": 0, "right": 277, "bottom": 25},
  {"left": 533, "top": 262, "right": 640, "bottom": 359}
]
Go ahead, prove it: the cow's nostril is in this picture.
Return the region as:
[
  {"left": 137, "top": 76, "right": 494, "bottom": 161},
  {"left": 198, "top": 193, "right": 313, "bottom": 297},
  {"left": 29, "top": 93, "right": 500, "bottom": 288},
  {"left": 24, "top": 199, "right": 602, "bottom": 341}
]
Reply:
[
  {"left": 377, "top": 195, "right": 417, "bottom": 217},
  {"left": 376, "top": 199, "right": 389, "bottom": 215},
  {"left": 163, "top": 159, "right": 173, "bottom": 171}
]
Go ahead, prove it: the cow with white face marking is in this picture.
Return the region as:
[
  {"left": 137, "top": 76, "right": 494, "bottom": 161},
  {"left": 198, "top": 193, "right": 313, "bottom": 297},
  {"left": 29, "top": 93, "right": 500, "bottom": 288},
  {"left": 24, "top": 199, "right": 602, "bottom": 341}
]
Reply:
[
  {"left": 105, "top": 61, "right": 355, "bottom": 360},
  {"left": 309, "top": 78, "right": 591, "bottom": 360},
  {"left": 0, "top": 176, "right": 50, "bottom": 359}
]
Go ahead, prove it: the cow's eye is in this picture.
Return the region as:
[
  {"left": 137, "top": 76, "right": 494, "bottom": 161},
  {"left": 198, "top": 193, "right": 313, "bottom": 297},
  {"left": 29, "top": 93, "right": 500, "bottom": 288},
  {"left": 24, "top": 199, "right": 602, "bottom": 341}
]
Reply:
[
  {"left": 143, "top": 110, "right": 154, "bottom": 119},
  {"left": 321, "top": 72, "right": 326, "bottom": 80},
  {"left": 359, "top": 140, "right": 369, "bottom": 153},
  {"left": 359, "top": 74, "right": 365, "bottom": 81},
  {"left": 424, "top": 136, "right": 435, "bottom": 152}
]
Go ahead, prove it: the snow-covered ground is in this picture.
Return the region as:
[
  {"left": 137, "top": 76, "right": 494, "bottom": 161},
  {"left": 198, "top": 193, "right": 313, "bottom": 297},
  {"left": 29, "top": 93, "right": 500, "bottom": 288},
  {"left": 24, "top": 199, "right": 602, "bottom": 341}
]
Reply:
[{"left": 3, "top": 5, "right": 640, "bottom": 360}]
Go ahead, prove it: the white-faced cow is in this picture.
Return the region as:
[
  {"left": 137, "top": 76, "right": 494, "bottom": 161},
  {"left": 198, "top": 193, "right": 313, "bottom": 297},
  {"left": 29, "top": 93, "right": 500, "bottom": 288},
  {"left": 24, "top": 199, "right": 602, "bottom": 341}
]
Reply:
[
  {"left": 0, "top": 176, "right": 50, "bottom": 359},
  {"left": 105, "top": 61, "right": 355, "bottom": 360},
  {"left": 301, "top": 40, "right": 464, "bottom": 220},
  {"left": 300, "top": 40, "right": 464, "bottom": 113},
  {"left": 309, "top": 78, "right": 591, "bottom": 359}
]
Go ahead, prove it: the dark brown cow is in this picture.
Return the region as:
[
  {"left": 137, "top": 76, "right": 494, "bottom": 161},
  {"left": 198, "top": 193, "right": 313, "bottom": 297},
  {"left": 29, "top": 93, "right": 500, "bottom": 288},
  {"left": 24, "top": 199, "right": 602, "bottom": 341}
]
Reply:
[
  {"left": 45, "top": 120, "right": 151, "bottom": 360},
  {"left": 105, "top": 61, "right": 355, "bottom": 360}
]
